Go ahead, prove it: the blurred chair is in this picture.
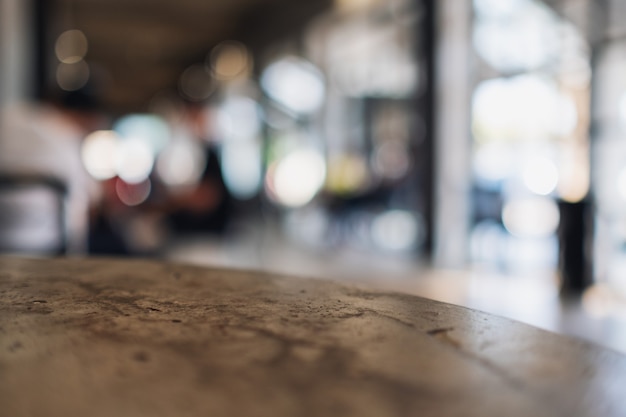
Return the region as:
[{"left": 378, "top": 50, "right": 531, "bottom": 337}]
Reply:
[{"left": 0, "top": 173, "right": 68, "bottom": 255}]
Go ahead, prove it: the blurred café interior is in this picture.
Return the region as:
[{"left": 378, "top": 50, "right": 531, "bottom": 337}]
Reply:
[{"left": 2, "top": 0, "right": 626, "bottom": 352}]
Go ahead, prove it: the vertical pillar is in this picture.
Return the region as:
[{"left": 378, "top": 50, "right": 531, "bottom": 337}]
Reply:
[
  {"left": 0, "top": 0, "right": 33, "bottom": 107},
  {"left": 558, "top": 200, "right": 594, "bottom": 294},
  {"left": 416, "top": 0, "right": 436, "bottom": 259},
  {"left": 432, "top": 0, "right": 472, "bottom": 267}
]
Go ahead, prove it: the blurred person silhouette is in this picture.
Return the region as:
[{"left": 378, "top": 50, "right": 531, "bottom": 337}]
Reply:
[
  {"left": 164, "top": 102, "right": 233, "bottom": 238},
  {"left": 0, "top": 87, "right": 105, "bottom": 254}
]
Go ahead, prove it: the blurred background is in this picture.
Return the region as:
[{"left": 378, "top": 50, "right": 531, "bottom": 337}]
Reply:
[{"left": 2, "top": 0, "right": 626, "bottom": 352}]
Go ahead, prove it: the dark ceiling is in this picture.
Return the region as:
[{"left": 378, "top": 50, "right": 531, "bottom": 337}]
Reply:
[{"left": 47, "top": 0, "right": 333, "bottom": 114}]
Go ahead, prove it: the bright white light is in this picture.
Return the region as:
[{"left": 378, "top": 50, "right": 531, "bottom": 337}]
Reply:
[
  {"left": 474, "top": 0, "right": 526, "bottom": 18},
  {"left": 269, "top": 149, "right": 326, "bottom": 207},
  {"left": 81, "top": 130, "right": 121, "bottom": 180},
  {"left": 371, "top": 210, "right": 420, "bottom": 251},
  {"left": 473, "top": 142, "right": 514, "bottom": 185},
  {"left": 217, "top": 96, "right": 261, "bottom": 139},
  {"left": 261, "top": 56, "right": 325, "bottom": 115},
  {"left": 616, "top": 168, "right": 626, "bottom": 202},
  {"left": 116, "top": 138, "right": 154, "bottom": 184},
  {"left": 618, "top": 92, "right": 626, "bottom": 128},
  {"left": 156, "top": 140, "right": 206, "bottom": 188},
  {"left": 113, "top": 114, "right": 170, "bottom": 155},
  {"left": 472, "top": 75, "right": 578, "bottom": 141},
  {"left": 55, "top": 29, "right": 88, "bottom": 64},
  {"left": 522, "top": 156, "right": 559, "bottom": 195},
  {"left": 473, "top": 0, "right": 560, "bottom": 73},
  {"left": 221, "top": 141, "right": 262, "bottom": 199},
  {"left": 502, "top": 197, "right": 560, "bottom": 238}
]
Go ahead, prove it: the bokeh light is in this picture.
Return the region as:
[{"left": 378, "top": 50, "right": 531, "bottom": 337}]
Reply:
[
  {"left": 373, "top": 141, "right": 411, "bottom": 180},
  {"left": 502, "top": 197, "right": 560, "bottom": 238},
  {"left": 325, "top": 154, "right": 369, "bottom": 195},
  {"left": 618, "top": 91, "right": 626, "bottom": 128},
  {"left": 522, "top": 156, "right": 559, "bottom": 196},
  {"left": 56, "top": 61, "right": 90, "bottom": 91},
  {"left": 473, "top": 142, "right": 514, "bottom": 187},
  {"left": 616, "top": 167, "right": 626, "bottom": 202},
  {"left": 113, "top": 114, "right": 170, "bottom": 155},
  {"left": 558, "top": 146, "right": 589, "bottom": 203},
  {"left": 261, "top": 56, "right": 325, "bottom": 115},
  {"left": 324, "top": 16, "right": 418, "bottom": 98},
  {"left": 221, "top": 141, "right": 262, "bottom": 200},
  {"left": 334, "top": 0, "right": 378, "bottom": 13},
  {"left": 156, "top": 139, "right": 206, "bottom": 188},
  {"left": 55, "top": 29, "right": 88, "bottom": 64},
  {"left": 208, "top": 41, "right": 251, "bottom": 81},
  {"left": 115, "top": 138, "right": 154, "bottom": 184},
  {"left": 266, "top": 149, "right": 326, "bottom": 207},
  {"left": 81, "top": 130, "right": 121, "bottom": 180},
  {"left": 370, "top": 210, "right": 421, "bottom": 251},
  {"left": 473, "top": 0, "right": 560, "bottom": 73},
  {"left": 472, "top": 75, "right": 578, "bottom": 142},
  {"left": 216, "top": 96, "right": 261, "bottom": 140},
  {"left": 115, "top": 178, "right": 152, "bottom": 206},
  {"left": 179, "top": 64, "right": 214, "bottom": 102}
]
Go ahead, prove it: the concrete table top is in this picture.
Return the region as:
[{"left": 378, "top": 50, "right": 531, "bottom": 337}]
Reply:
[{"left": 0, "top": 256, "right": 625, "bottom": 417}]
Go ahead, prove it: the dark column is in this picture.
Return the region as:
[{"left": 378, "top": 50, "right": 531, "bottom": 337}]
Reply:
[
  {"left": 33, "top": 0, "right": 50, "bottom": 100},
  {"left": 558, "top": 200, "right": 594, "bottom": 295},
  {"left": 416, "top": 0, "right": 437, "bottom": 259}
]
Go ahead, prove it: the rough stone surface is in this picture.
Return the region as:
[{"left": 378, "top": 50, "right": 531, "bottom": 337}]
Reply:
[{"left": 0, "top": 256, "right": 625, "bottom": 417}]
